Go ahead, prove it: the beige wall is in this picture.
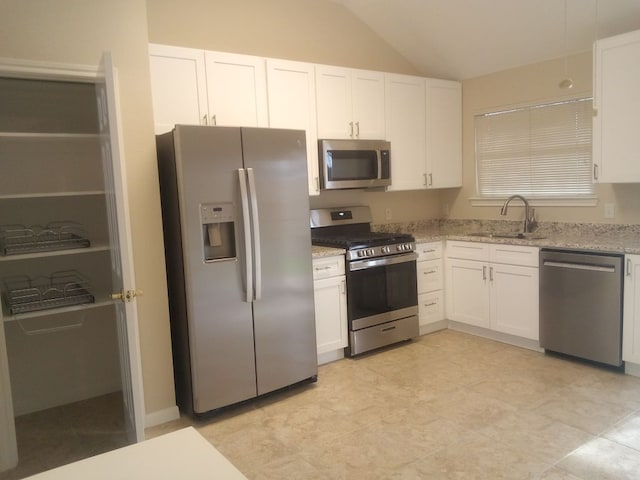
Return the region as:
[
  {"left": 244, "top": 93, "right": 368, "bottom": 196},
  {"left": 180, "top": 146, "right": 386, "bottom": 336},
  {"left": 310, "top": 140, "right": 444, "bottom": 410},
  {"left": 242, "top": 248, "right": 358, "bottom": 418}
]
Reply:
[
  {"left": 146, "top": 0, "right": 419, "bottom": 74},
  {"left": 445, "top": 51, "right": 640, "bottom": 224},
  {"left": 0, "top": 1, "right": 176, "bottom": 418}
]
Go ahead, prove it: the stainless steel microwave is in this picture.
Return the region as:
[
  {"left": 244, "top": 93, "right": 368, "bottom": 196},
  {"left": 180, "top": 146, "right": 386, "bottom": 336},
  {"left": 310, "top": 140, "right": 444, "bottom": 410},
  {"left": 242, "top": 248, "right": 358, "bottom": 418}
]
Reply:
[{"left": 319, "top": 139, "right": 391, "bottom": 190}]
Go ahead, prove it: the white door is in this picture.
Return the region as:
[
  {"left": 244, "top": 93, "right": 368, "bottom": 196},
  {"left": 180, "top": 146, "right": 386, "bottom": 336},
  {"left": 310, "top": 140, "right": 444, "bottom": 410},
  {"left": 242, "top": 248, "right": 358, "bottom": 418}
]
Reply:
[
  {"left": 96, "top": 53, "right": 145, "bottom": 444},
  {"left": 445, "top": 258, "right": 490, "bottom": 328},
  {"left": 490, "top": 263, "right": 539, "bottom": 340},
  {"left": 315, "top": 65, "right": 353, "bottom": 139},
  {"left": 351, "top": 69, "right": 386, "bottom": 139}
]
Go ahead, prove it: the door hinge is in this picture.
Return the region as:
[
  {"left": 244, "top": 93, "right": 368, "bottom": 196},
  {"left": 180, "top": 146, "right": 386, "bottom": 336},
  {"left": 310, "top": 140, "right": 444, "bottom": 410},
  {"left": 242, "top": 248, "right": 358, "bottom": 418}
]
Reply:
[{"left": 111, "top": 289, "right": 143, "bottom": 303}]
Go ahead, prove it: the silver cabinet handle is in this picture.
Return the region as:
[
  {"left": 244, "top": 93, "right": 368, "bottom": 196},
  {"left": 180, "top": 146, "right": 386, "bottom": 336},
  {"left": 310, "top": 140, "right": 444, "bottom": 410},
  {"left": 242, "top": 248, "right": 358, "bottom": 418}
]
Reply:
[
  {"left": 238, "top": 169, "right": 253, "bottom": 303},
  {"left": 349, "top": 121, "right": 354, "bottom": 138},
  {"left": 593, "top": 164, "right": 599, "bottom": 181},
  {"left": 423, "top": 301, "right": 437, "bottom": 307},
  {"left": 482, "top": 265, "right": 487, "bottom": 280},
  {"left": 627, "top": 258, "right": 632, "bottom": 277},
  {"left": 246, "top": 167, "right": 261, "bottom": 301},
  {"left": 428, "top": 173, "right": 433, "bottom": 186},
  {"left": 423, "top": 173, "right": 427, "bottom": 186},
  {"left": 355, "top": 121, "right": 360, "bottom": 138},
  {"left": 340, "top": 279, "right": 346, "bottom": 295},
  {"left": 315, "top": 176, "right": 320, "bottom": 194},
  {"left": 202, "top": 114, "right": 208, "bottom": 125},
  {"left": 211, "top": 114, "right": 217, "bottom": 126},
  {"left": 489, "top": 266, "right": 494, "bottom": 281}
]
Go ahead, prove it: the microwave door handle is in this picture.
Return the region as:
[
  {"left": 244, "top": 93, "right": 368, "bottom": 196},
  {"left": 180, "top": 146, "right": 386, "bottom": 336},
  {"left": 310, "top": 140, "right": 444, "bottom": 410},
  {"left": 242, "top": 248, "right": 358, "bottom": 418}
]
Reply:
[
  {"left": 246, "top": 167, "right": 262, "bottom": 301},
  {"left": 238, "top": 168, "right": 253, "bottom": 303},
  {"left": 377, "top": 150, "right": 383, "bottom": 180}
]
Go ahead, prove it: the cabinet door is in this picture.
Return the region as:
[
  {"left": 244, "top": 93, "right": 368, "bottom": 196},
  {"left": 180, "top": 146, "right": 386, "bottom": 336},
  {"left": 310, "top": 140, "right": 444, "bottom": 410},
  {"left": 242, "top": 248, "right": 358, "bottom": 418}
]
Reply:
[
  {"left": 445, "top": 258, "right": 490, "bottom": 328},
  {"left": 490, "top": 263, "right": 539, "bottom": 340},
  {"left": 593, "top": 30, "right": 640, "bottom": 183},
  {"left": 351, "top": 69, "right": 385, "bottom": 139},
  {"left": 148, "top": 44, "right": 208, "bottom": 134},
  {"left": 315, "top": 65, "right": 353, "bottom": 139},
  {"left": 205, "top": 51, "right": 268, "bottom": 128},
  {"left": 419, "top": 291, "right": 444, "bottom": 326},
  {"left": 426, "top": 79, "right": 462, "bottom": 188},
  {"left": 313, "top": 276, "right": 348, "bottom": 354},
  {"left": 623, "top": 255, "right": 640, "bottom": 363},
  {"left": 385, "top": 74, "right": 427, "bottom": 191},
  {"left": 266, "top": 59, "right": 320, "bottom": 196},
  {"left": 417, "top": 259, "right": 443, "bottom": 294}
]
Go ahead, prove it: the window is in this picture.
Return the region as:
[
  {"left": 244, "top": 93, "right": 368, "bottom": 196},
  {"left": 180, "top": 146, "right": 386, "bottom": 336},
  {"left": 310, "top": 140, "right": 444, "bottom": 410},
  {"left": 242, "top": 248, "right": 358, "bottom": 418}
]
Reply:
[{"left": 475, "top": 98, "right": 594, "bottom": 200}]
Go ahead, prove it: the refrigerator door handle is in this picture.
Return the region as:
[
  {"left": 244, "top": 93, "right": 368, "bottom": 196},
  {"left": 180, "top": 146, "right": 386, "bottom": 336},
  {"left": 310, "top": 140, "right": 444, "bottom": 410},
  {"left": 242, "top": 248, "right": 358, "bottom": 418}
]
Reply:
[
  {"left": 246, "top": 167, "right": 262, "bottom": 301},
  {"left": 238, "top": 168, "right": 253, "bottom": 303}
]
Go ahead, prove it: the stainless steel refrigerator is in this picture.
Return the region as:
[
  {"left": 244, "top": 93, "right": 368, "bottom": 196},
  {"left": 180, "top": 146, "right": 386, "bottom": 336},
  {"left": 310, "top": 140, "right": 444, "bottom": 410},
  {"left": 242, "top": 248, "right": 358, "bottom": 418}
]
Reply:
[{"left": 156, "top": 125, "right": 317, "bottom": 415}]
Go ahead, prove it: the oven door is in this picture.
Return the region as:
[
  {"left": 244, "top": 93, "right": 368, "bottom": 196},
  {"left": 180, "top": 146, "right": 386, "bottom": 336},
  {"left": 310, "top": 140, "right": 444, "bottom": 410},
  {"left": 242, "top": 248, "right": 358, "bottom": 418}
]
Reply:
[{"left": 347, "top": 252, "right": 418, "bottom": 331}]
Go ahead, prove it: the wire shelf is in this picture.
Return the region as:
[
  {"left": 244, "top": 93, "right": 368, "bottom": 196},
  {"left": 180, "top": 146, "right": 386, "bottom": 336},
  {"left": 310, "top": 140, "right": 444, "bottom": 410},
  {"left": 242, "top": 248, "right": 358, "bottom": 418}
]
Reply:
[
  {"left": 0, "top": 221, "right": 90, "bottom": 256},
  {"left": 3, "top": 270, "right": 95, "bottom": 315}
]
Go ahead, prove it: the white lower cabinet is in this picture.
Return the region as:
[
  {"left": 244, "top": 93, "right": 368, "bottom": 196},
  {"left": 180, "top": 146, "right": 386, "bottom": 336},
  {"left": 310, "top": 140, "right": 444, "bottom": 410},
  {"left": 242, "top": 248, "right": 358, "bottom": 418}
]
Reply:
[
  {"left": 445, "top": 241, "right": 539, "bottom": 341},
  {"left": 312, "top": 255, "right": 348, "bottom": 363},
  {"left": 623, "top": 254, "right": 640, "bottom": 364},
  {"left": 416, "top": 241, "right": 445, "bottom": 330}
]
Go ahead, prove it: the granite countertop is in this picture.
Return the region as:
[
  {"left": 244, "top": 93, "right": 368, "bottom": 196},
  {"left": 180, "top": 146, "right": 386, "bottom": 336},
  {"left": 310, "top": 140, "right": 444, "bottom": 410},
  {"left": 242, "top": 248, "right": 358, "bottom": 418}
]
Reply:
[
  {"left": 377, "top": 219, "right": 640, "bottom": 255},
  {"left": 311, "top": 220, "right": 640, "bottom": 257}
]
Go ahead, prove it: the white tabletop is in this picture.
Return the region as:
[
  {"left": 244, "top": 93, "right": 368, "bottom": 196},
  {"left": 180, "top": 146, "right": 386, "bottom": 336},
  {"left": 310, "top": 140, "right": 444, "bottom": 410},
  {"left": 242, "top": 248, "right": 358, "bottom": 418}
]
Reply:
[{"left": 24, "top": 427, "right": 247, "bottom": 480}]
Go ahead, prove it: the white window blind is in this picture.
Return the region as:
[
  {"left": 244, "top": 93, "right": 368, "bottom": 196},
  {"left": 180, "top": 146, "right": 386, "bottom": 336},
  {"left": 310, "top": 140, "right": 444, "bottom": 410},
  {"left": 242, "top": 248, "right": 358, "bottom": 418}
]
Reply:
[{"left": 475, "top": 98, "right": 593, "bottom": 198}]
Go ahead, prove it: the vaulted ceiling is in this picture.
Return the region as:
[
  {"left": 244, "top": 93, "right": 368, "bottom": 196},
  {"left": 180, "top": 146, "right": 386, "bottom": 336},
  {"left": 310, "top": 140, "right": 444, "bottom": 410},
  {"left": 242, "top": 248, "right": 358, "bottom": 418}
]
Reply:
[{"left": 330, "top": 0, "right": 640, "bottom": 80}]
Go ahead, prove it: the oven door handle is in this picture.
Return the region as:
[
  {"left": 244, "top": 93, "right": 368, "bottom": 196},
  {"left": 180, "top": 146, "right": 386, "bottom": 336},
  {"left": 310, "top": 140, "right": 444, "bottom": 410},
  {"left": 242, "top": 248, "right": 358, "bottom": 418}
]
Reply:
[{"left": 349, "top": 252, "right": 418, "bottom": 271}]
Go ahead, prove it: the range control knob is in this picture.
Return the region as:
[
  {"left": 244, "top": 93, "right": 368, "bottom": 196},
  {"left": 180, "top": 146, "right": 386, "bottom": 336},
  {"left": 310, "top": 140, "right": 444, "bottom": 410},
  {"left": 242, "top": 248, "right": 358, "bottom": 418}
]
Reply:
[
  {"left": 381, "top": 246, "right": 390, "bottom": 254},
  {"left": 367, "top": 249, "right": 375, "bottom": 256}
]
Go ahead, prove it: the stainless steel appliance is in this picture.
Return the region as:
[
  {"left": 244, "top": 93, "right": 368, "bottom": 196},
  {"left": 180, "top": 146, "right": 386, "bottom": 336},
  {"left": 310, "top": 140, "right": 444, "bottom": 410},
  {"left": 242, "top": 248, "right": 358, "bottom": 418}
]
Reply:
[
  {"left": 540, "top": 248, "right": 624, "bottom": 367},
  {"left": 319, "top": 139, "right": 391, "bottom": 190},
  {"left": 310, "top": 206, "right": 418, "bottom": 356},
  {"left": 156, "top": 125, "right": 317, "bottom": 416}
]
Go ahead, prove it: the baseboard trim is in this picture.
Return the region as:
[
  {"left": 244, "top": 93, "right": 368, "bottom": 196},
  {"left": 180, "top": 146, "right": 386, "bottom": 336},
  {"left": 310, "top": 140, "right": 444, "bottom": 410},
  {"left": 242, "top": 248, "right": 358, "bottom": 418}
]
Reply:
[
  {"left": 145, "top": 405, "right": 180, "bottom": 428},
  {"left": 447, "top": 321, "right": 543, "bottom": 352},
  {"left": 625, "top": 361, "right": 640, "bottom": 378},
  {"left": 419, "top": 320, "right": 448, "bottom": 336}
]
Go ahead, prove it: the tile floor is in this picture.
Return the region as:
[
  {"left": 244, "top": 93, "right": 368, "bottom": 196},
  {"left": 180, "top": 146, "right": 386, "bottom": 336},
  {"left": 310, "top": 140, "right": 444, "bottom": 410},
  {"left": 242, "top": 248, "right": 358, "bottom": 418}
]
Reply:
[{"left": 4, "top": 329, "right": 640, "bottom": 479}]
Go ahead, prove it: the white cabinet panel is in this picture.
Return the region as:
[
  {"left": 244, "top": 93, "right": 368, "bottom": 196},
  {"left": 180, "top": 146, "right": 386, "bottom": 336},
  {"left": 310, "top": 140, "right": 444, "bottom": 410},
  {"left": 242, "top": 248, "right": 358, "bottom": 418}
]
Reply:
[
  {"left": 446, "top": 241, "right": 539, "bottom": 340},
  {"left": 624, "top": 255, "right": 640, "bottom": 363},
  {"left": 205, "top": 51, "right": 268, "bottom": 128},
  {"left": 316, "top": 66, "right": 385, "bottom": 140},
  {"left": 426, "top": 79, "right": 462, "bottom": 188},
  {"left": 593, "top": 29, "right": 640, "bottom": 183},
  {"left": 312, "top": 255, "right": 347, "bottom": 360},
  {"left": 419, "top": 291, "right": 444, "bottom": 327},
  {"left": 266, "top": 59, "right": 319, "bottom": 196},
  {"left": 148, "top": 44, "right": 207, "bottom": 134},
  {"left": 417, "top": 259, "right": 443, "bottom": 294},
  {"left": 385, "top": 73, "right": 426, "bottom": 191}
]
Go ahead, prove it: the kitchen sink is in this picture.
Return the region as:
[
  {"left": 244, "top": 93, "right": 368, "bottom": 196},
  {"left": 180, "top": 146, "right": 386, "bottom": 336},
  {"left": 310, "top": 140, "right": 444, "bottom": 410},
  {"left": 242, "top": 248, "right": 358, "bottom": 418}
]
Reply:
[{"left": 466, "top": 232, "right": 546, "bottom": 240}]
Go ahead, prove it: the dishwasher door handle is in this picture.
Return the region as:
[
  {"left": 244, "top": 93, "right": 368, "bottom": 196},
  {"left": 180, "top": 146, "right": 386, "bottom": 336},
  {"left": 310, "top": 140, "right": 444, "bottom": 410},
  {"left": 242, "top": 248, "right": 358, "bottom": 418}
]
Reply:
[{"left": 542, "top": 260, "right": 616, "bottom": 273}]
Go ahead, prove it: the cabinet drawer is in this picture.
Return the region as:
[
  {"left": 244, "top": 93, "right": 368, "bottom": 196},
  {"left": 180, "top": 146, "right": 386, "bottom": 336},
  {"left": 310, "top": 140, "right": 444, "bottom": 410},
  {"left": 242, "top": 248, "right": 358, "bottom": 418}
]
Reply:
[
  {"left": 417, "top": 259, "right": 443, "bottom": 293},
  {"left": 489, "top": 244, "right": 539, "bottom": 267},
  {"left": 446, "top": 240, "right": 489, "bottom": 261},
  {"left": 416, "top": 241, "right": 442, "bottom": 261},
  {"left": 312, "top": 255, "right": 345, "bottom": 280},
  {"left": 418, "top": 291, "right": 444, "bottom": 325}
]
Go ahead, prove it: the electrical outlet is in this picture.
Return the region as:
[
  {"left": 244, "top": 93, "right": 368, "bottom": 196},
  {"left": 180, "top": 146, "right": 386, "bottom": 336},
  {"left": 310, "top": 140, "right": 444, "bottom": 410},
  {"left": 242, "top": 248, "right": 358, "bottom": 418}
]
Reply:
[
  {"left": 604, "top": 203, "right": 615, "bottom": 219},
  {"left": 385, "top": 208, "right": 392, "bottom": 220}
]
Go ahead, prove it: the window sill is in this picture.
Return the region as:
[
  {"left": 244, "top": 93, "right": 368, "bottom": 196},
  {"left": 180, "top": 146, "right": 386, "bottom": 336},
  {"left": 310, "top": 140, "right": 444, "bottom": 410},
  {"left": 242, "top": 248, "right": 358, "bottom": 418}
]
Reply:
[{"left": 469, "top": 196, "right": 599, "bottom": 208}]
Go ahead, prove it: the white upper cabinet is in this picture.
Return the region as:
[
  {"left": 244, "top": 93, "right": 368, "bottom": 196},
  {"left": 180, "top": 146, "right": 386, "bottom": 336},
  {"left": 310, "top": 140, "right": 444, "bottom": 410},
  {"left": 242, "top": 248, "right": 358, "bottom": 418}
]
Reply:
[
  {"left": 204, "top": 51, "right": 268, "bottom": 128},
  {"left": 385, "top": 74, "right": 462, "bottom": 191},
  {"left": 385, "top": 73, "right": 427, "bottom": 191},
  {"left": 315, "top": 65, "right": 385, "bottom": 140},
  {"left": 148, "top": 45, "right": 268, "bottom": 133},
  {"left": 148, "top": 44, "right": 208, "bottom": 134},
  {"left": 266, "top": 59, "right": 320, "bottom": 196},
  {"left": 426, "top": 79, "right": 462, "bottom": 188},
  {"left": 593, "top": 29, "right": 640, "bottom": 183}
]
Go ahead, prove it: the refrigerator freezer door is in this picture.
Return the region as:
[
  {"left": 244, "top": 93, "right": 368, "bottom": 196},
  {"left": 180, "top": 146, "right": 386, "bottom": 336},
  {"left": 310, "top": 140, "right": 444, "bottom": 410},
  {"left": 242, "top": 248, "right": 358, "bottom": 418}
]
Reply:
[
  {"left": 173, "top": 125, "right": 258, "bottom": 413},
  {"left": 240, "top": 128, "right": 318, "bottom": 395}
]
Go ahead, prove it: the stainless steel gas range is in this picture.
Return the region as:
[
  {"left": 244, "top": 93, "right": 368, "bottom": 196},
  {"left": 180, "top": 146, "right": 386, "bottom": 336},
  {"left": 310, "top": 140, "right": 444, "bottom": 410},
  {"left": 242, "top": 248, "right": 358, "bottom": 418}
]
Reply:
[{"left": 310, "top": 206, "right": 419, "bottom": 356}]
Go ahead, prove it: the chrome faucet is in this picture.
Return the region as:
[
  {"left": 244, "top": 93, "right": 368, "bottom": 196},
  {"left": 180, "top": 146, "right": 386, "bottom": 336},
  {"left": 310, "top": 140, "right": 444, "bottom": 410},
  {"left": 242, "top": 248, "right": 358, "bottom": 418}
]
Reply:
[{"left": 500, "top": 195, "right": 536, "bottom": 233}]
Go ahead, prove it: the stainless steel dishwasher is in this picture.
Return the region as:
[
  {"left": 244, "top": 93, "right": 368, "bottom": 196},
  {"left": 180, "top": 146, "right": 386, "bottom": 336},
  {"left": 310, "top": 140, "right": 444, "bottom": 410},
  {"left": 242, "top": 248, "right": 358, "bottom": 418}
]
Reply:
[{"left": 539, "top": 248, "right": 624, "bottom": 367}]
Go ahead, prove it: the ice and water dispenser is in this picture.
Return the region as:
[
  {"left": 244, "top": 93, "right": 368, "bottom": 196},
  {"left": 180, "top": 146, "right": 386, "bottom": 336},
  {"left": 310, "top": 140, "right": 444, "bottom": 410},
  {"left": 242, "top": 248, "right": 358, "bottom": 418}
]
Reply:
[{"left": 201, "top": 203, "right": 236, "bottom": 262}]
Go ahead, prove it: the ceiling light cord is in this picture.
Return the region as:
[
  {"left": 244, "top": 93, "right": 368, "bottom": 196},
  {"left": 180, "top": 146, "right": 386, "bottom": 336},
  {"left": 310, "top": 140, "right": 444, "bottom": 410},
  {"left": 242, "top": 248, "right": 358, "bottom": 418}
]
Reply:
[{"left": 559, "top": 0, "right": 573, "bottom": 89}]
